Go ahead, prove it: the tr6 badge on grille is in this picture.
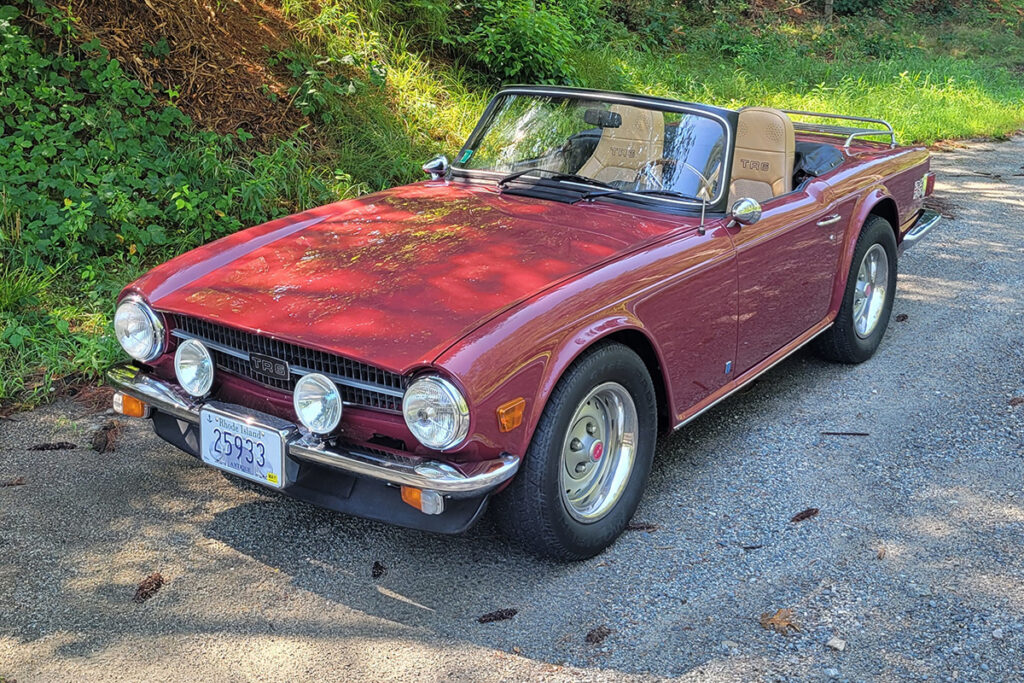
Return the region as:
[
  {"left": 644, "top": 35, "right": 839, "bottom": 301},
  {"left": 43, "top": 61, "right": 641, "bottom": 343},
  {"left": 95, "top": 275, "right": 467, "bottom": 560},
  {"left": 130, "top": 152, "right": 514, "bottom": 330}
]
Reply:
[{"left": 250, "top": 353, "right": 290, "bottom": 381}]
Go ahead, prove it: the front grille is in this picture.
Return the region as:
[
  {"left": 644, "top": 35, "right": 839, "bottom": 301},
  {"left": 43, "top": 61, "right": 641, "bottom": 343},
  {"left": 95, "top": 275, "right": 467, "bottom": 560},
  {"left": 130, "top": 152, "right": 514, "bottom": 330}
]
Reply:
[{"left": 170, "top": 315, "right": 405, "bottom": 413}]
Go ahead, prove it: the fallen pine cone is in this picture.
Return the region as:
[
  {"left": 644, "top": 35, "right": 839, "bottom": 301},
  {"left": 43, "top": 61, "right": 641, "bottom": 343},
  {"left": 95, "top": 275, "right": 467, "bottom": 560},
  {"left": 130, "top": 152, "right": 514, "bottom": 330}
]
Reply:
[
  {"left": 133, "top": 573, "right": 165, "bottom": 603},
  {"left": 92, "top": 421, "right": 122, "bottom": 453}
]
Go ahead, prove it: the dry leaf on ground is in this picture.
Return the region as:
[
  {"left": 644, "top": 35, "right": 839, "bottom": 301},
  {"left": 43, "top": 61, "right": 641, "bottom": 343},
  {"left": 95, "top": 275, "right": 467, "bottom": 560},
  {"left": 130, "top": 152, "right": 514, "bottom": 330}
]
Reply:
[
  {"left": 791, "top": 507, "right": 819, "bottom": 523},
  {"left": 760, "top": 608, "right": 801, "bottom": 635},
  {"left": 28, "top": 442, "right": 77, "bottom": 451},
  {"left": 478, "top": 608, "right": 517, "bottom": 624}
]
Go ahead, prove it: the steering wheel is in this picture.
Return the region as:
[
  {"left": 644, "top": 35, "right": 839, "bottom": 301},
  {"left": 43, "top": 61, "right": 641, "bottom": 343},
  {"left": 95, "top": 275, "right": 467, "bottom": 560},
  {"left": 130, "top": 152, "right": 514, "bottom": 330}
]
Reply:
[{"left": 635, "top": 159, "right": 716, "bottom": 198}]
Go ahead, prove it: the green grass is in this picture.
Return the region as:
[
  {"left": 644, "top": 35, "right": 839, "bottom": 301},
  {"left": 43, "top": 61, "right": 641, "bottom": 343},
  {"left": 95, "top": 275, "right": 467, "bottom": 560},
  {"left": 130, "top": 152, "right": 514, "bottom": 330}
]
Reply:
[{"left": 2, "top": 0, "right": 1024, "bottom": 407}]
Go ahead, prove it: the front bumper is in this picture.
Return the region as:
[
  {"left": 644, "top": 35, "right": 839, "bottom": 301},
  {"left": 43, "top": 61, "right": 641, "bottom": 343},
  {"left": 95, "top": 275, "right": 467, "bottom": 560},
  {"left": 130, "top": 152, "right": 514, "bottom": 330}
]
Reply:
[
  {"left": 107, "top": 365, "right": 520, "bottom": 532},
  {"left": 900, "top": 209, "right": 940, "bottom": 251}
]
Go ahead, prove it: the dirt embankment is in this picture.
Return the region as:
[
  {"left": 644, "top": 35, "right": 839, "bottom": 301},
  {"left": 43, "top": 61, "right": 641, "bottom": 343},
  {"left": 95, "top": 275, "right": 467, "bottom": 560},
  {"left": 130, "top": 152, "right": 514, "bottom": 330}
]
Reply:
[{"left": 41, "top": 0, "right": 311, "bottom": 141}]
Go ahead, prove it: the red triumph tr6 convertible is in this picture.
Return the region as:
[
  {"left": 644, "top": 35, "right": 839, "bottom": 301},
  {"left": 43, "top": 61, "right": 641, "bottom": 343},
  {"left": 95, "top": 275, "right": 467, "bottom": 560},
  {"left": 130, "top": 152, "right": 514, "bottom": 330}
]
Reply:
[{"left": 109, "top": 86, "right": 939, "bottom": 559}]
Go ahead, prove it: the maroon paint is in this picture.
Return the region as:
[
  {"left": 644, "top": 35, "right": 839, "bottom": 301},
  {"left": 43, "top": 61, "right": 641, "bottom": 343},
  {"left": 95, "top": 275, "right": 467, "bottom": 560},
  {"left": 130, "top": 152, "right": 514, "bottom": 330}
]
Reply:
[{"left": 124, "top": 136, "right": 931, "bottom": 466}]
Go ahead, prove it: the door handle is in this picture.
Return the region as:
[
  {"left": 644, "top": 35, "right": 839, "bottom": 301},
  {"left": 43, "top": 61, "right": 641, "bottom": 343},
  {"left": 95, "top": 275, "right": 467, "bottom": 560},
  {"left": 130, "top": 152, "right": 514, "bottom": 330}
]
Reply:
[{"left": 817, "top": 214, "right": 842, "bottom": 227}]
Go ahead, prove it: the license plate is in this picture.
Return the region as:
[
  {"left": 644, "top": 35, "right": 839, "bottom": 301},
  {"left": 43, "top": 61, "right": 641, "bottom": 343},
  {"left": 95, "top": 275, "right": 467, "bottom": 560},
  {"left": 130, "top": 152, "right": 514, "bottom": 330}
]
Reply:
[{"left": 200, "top": 407, "right": 288, "bottom": 488}]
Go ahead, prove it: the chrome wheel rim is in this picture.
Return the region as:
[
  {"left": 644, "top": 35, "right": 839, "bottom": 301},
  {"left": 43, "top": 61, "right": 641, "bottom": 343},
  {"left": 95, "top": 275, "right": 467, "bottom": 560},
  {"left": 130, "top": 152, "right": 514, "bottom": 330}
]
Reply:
[
  {"left": 559, "top": 382, "right": 638, "bottom": 523},
  {"left": 853, "top": 243, "right": 889, "bottom": 339}
]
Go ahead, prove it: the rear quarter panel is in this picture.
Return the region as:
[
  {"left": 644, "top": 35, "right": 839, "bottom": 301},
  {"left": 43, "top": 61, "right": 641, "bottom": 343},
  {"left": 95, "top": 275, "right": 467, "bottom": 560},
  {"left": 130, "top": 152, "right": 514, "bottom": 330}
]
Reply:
[{"left": 814, "top": 141, "right": 930, "bottom": 313}]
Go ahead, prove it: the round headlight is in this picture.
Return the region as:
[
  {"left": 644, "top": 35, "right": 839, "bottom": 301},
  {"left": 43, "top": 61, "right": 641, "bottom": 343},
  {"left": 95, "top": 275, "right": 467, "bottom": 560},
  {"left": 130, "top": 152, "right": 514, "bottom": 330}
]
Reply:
[
  {"left": 113, "top": 296, "right": 164, "bottom": 362},
  {"left": 403, "top": 376, "right": 470, "bottom": 450},
  {"left": 293, "top": 373, "right": 342, "bottom": 434},
  {"left": 174, "top": 339, "right": 214, "bottom": 397}
]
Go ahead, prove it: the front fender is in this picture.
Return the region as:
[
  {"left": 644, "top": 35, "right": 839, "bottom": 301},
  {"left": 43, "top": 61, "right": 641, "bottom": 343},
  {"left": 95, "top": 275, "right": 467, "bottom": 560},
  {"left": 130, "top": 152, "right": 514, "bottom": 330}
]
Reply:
[{"left": 436, "top": 305, "right": 665, "bottom": 462}]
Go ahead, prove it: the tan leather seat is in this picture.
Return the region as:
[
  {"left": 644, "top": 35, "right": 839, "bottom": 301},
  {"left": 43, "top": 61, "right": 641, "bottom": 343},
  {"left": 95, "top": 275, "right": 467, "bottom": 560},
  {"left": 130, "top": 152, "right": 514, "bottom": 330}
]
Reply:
[
  {"left": 729, "top": 107, "right": 795, "bottom": 204},
  {"left": 578, "top": 104, "right": 665, "bottom": 185}
]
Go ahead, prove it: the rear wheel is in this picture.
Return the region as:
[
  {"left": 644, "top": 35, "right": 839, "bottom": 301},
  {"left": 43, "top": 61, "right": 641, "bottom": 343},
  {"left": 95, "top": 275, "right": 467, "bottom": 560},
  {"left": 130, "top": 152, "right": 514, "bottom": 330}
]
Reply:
[
  {"left": 494, "top": 343, "right": 657, "bottom": 560},
  {"left": 814, "top": 215, "right": 898, "bottom": 363}
]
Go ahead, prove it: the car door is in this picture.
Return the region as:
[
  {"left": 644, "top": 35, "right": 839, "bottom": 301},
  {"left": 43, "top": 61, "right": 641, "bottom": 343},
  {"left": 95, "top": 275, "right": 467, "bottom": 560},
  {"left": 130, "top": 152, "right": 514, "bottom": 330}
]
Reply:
[
  {"left": 728, "top": 180, "right": 850, "bottom": 375},
  {"left": 633, "top": 220, "right": 738, "bottom": 421}
]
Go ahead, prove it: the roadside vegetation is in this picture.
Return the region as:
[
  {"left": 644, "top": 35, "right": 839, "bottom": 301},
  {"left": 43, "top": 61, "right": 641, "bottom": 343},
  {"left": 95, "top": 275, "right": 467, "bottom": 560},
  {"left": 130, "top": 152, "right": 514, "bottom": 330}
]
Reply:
[{"left": 1, "top": 0, "right": 1023, "bottom": 407}]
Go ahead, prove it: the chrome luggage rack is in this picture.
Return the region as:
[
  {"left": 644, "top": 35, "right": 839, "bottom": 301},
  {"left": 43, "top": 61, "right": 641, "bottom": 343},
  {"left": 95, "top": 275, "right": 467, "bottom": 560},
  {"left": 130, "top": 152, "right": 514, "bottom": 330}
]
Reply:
[{"left": 781, "top": 109, "right": 896, "bottom": 149}]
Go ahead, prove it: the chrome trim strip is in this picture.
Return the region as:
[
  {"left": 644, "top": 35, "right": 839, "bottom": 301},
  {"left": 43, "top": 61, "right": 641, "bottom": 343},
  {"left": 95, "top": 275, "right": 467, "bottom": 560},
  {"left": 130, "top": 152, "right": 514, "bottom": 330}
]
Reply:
[
  {"left": 902, "top": 209, "right": 940, "bottom": 244},
  {"left": 170, "top": 329, "right": 405, "bottom": 398},
  {"left": 454, "top": 86, "right": 734, "bottom": 208},
  {"left": 673, "top": 323, "right": 832, "bottom": 431},
  {"left": 172, "top": 329, "right": 248, "bottom": 361},
  {"left": 106, "top": 365, "right": 519, "bottom": 497},
  {"left": 108, "top": 364, "right": 201, "bottom": 423},
  {"left": 289, "top": 439, "right": 519, "bottom": 497},
  {"left": 780, "top": 109, "right": 896, "bottom": 149}
]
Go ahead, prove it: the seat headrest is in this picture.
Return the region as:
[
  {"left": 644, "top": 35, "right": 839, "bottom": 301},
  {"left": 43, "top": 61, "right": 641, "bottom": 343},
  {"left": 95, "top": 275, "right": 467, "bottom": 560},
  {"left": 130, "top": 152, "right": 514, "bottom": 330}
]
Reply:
[{"left": 729, "top": 107, "right": 795, "bottom": 205}]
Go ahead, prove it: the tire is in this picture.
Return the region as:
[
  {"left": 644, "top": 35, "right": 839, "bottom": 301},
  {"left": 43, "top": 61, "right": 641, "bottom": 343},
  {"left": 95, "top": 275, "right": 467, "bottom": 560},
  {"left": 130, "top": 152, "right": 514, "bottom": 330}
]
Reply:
[
  {"left": 493, "top": 342, "right": 658, "bottom": 561},
  {"left": 814, "top": 214, "right": 898, "bottom": 364}
]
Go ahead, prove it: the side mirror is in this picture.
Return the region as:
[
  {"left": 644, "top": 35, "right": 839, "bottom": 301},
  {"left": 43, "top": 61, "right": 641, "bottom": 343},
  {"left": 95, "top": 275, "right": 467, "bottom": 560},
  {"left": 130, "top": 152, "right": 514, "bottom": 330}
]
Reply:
[
  {"left": 729, "top": 197, "right": 762, "bottom": 227},
  {"left": 422, "top": 154, "right": 449, "bottom": 180}
]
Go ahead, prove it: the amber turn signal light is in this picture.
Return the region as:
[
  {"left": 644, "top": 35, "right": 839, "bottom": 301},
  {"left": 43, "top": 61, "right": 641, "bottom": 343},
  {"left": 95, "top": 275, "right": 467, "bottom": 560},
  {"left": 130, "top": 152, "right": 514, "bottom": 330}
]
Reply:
[
  {"left": 496, "top": 397, "right": 526, "bottom": 432},
  {"left": 113, "top": 392, "right": 149, "bottom": 418},
  {"left": 400, "top": 486, "right": 444, "bottom": 515}
]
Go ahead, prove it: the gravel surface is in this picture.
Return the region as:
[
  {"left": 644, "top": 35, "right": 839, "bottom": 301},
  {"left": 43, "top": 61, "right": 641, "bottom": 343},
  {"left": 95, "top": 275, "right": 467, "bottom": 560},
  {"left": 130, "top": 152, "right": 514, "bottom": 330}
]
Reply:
[{"left": 2, "top": 137, "right": 1023, "bottom": 682}]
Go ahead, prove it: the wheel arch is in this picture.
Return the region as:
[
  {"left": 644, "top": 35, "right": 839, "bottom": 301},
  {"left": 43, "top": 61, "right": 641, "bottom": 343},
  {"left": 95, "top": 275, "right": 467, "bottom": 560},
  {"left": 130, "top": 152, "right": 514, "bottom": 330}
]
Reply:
[
  {"left": 531, "top": 320, "right": 674, "bottom": 443},
  {"left": 867, "top": 196, "right": 900, "bottom": 244},
  {"left": 829, "top": 188, "right": 899, "bottom": 313}
]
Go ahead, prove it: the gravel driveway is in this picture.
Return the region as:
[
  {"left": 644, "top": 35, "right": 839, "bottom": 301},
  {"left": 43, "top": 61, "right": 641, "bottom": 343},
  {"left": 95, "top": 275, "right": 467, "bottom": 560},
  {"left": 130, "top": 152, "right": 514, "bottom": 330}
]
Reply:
[{"left": 2, "top": 137, "right": 1023, "bottom": 682}]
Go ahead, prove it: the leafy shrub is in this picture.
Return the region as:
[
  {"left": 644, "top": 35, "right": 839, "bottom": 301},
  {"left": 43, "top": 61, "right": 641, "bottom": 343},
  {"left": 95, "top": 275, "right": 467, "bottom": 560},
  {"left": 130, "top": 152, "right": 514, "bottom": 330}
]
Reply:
[
  {"left": 458, "top": 0, "right": 580, "bottom": 84},
  {"left": 0, "top": 4, "right": 343, "bottom": 278}
]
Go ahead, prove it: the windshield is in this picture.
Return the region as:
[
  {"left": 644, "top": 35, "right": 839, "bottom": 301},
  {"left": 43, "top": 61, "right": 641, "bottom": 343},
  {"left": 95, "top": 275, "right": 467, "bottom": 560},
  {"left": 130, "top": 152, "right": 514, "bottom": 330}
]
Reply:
[{"left": 455, "top": 92, "right": 728, "bottom": 204}]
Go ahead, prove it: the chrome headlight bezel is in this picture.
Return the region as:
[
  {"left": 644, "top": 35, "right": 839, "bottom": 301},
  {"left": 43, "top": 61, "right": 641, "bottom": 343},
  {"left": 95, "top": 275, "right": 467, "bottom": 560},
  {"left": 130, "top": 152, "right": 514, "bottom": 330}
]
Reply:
[
  {"left": 174, "top": 338, "right": 214, "bottom": 397},
  {"left": 402, "top": 375, "right": 470, "bottom": 451},
  {"left": 113, "top": 295, "right": 165, "bottom": 363},
  {"left": 293, "top": 373, "right": 343, "bottom": 435}
]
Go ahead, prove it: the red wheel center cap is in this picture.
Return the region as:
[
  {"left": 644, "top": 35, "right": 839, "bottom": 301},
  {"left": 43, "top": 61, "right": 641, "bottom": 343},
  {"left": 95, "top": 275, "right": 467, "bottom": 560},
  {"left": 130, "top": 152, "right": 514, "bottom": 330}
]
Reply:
[
  {"left": 865, "top": 284, "right": 872, "bottom": 297},
  {"left": 590, "top": 441, "right": 604, "bottom": 461}
]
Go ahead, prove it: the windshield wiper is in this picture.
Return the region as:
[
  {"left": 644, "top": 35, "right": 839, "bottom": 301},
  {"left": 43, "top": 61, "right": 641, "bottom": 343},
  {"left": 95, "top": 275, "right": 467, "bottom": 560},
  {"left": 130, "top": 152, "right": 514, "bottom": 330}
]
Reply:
[
  {"left": 497, "top": 167, "right": 616, "bottom": 190},
  {"left": 576, "top": 187, "right": 697, "bottom": 203}
]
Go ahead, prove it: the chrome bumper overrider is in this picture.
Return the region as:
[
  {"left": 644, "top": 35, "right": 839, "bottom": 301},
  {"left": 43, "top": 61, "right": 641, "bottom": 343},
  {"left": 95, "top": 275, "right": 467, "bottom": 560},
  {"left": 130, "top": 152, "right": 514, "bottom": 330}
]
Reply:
[
  {"left": 902, "top": 209, "right": 940, "bottom": 245},
  {"left": 106, "top": 365, "right": 519, "bottom": 498}
]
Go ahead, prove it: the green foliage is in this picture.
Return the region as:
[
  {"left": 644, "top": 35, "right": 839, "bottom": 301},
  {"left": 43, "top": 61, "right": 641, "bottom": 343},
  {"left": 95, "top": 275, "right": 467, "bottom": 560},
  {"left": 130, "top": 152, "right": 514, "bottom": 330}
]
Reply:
[
  {"left": 0, "top": 4, "right": 345, "bottom": 278},
  {"left": 458, "top": 0, "right": 581, "bottom": 84}
]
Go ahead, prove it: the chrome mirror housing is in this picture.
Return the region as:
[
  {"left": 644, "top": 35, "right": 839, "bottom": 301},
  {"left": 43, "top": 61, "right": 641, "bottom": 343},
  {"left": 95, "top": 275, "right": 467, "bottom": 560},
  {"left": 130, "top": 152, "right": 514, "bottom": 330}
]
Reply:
[
  {"left": 729, "top": 197, "right": 762, "bottom": 227},
  {"left": 421, "top": 154, "right": 450, "bottom": 180}
]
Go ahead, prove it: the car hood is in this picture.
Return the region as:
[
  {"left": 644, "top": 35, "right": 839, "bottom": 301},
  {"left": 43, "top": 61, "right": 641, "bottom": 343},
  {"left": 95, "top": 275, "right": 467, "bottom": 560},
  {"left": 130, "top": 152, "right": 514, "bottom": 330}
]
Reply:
[{"left": 129, "top": 182, "right": 680, "bottom": 371}]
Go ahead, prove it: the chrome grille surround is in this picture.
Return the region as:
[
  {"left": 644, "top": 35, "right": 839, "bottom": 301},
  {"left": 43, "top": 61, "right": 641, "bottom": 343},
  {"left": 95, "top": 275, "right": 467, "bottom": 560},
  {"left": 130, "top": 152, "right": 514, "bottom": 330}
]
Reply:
[{"left": 168, "top": 315, "right": 405, "bottom": 413}]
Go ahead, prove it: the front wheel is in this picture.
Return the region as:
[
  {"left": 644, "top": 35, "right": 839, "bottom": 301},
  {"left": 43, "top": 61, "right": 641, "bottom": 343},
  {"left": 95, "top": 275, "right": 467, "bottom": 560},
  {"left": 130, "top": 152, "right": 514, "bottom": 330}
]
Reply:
[
  {"left": 814, "top": 215, "right": 898, "bottom": 363},
  {"left": 493, "top": 343, "right": 657, "bottom": 560}
]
